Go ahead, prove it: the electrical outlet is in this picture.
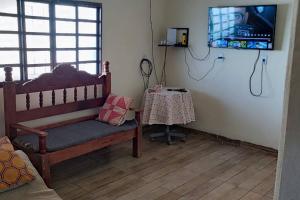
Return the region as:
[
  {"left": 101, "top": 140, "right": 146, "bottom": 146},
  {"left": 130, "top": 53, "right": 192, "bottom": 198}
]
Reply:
[
  {"left": 262, "top": 55, "right": 268, "bottom": 65},
  {"left": 218, "top": 53, "right": 225, "bottom": 60}
]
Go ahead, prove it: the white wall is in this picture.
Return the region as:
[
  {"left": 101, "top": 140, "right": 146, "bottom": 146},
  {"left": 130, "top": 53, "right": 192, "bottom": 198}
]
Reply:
[
  {"left": 164, "top": 0, "right": 294, "bottom": 149},
  {"left": 0, "top": 0, "right": 167, "bottom": 135},
  {"left": 275, "top": 0, "right": 300, "bottom": 199},
  {"left": 89, "top": 0, "right": 166, "bottom": 101}
]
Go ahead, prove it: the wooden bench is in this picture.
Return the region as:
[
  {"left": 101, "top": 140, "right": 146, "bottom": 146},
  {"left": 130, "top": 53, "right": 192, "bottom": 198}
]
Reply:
[{"left": 3, "top": 61, "right": 142, "bottom": 186}]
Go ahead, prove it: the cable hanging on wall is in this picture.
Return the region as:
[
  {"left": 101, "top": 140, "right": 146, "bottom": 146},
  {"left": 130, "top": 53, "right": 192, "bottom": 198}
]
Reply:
[
  {"left": 184, "top": 48, "right": 218, "bottom": 82},
  {"left": 140, "top": 58, "right": 153, "bottom": 90},
  {"left": 187, "top": 46, "right": 211, "bottom": 61},
  {"left": 142, "top": 0, "right": 170, "bottom": 88},
  {"left": 149, "top": 0, "right": 159, "bottom": 84},
  {"left": 249, "top": 50, "right": 265, "bottom": 97},
  {"left": 160, "top": 46, "right": 168, "bottom": 86}
]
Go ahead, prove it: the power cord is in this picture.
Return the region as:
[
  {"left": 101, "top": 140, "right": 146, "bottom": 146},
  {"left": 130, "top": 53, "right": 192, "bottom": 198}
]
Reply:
[
  {"left": 184, "top": 48, "right": 219, "bottom": 81},
  {"left": 188, "top": 46, "right": 211, "bottom": 61},
  {"left": 140, "top": 58, "right": 153, "bottom": 90},
  {"left": 160, "top": 46, "right": 168, "bottom": 86},
  {"left": 149, "top": 0, "right": 159, "bottom": 84},
  {"left": 249, "top": 50, "right": 265, "bottom": 97}
]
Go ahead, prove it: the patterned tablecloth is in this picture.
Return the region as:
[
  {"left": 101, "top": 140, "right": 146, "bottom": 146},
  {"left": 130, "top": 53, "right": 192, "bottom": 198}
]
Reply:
[{"left": 142, "top": 88, "right": 195, "bottom": 125}]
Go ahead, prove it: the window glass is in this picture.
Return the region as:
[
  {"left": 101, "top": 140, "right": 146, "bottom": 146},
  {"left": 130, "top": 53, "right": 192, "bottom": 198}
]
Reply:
[
  {"left": 0, "top": 71, "right": 4, "bottom": 82},
  {"left": 56, "top": 36, "right": 76, "bottom": 48},
  {"left": 27, "top": 51, "right": 50, "bottom": 64},
  {"left": 56, "top": 50, "right": 76, "bottom": 63},
  {"left": 55, "top": 5, "right": 75, "bottom": 19},
  {"left": 0, "top": 34, "right": 19, "bottom": 48},
  {"left": 0, "top": 51, "right": 20, "bottom": 64},
  {"left": 26, "top": 35, "right": 50, "bottom": 48},
  {"left": 27, "top": 66, "right": 51, "bottom": 79},
  {"left": 12, "top": 67, "right": 21, "bottom": 81},
  {"left": 79, "top": 50, "right": 97, "bottom": 61},
  {"left": 56, "top": 21, "right": 76, "bottom": 33},
  {"left": 79, "top": 63, "right": 97, "bottom": 74},
  {"left": 0, "top": 16, "right": 18, "bottom": 31},
  {"left": 79, "top": 36, "right": 96, "bottom": 48},
  {"left": 26, "top": 19, "right": 49, "bottom": 33},
  {"left": 0, "top": 0, "right": 17, "bottom": 14},
  {"left": 25, "top": 2, "right": 49, "bottom": 17},
  {"left": 79, "top": 22, "right": 97, "bottom": 34},
  {"left": 78, "top": 7, "right": 97, "bottom": 20}
]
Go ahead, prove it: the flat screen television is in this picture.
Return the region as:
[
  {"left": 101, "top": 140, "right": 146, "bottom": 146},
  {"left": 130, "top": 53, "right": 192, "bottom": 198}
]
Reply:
[{"left": 208, "top": 5, "right": 277, "bottom": 50}]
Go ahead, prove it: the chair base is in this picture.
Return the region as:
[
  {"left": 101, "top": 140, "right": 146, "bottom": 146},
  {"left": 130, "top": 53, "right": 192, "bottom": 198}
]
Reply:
[{"left": 149, "top": 125, "right": 186, "bottom": 145}]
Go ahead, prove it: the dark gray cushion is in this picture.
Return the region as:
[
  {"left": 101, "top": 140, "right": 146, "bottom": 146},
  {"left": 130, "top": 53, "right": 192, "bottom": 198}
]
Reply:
[{"left": 13, "top": 120, "right": 137, "bottom": 152}]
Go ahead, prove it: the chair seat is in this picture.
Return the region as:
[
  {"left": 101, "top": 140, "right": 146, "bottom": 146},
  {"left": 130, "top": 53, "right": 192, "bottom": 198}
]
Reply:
[{"left": 14, "top": 120, "right": 137, "bottom": 152}]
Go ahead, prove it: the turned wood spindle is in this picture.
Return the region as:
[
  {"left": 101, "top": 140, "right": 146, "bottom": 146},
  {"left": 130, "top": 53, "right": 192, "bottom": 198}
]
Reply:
[
  {"left": 63, "top": 88, "right": 67, "bottom": 104},
  {"left": 74, "top": 87, "right": 77, "bottom": 102},
  {"left": 52, "top": 90, "right": 55, "bottom": 106},
  {"left": 103, "top": 61, "right": 110, "bottom": 74},
  {"left": 84, "top": 86, "right": 87, "bottom": 100},
  {"left": 39, "top": 91, "right": 43, "bottom": 108},
  {"left": 102, "top": 61, "right": 111, "bottom": 98},
  {"left": 26, "top": 93, "right": 30, "bottom": 110},
  {"left": 4, "top": 67, "right": 13, "bottom": 82},
  {"left": 94, "top": 85, "right": 97, "bottom": 99}
]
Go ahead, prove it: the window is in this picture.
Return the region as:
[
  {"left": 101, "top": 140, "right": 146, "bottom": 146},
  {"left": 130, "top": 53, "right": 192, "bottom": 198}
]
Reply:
[{"left": 0, "top": 0, "right": 102, "bottom": 82}]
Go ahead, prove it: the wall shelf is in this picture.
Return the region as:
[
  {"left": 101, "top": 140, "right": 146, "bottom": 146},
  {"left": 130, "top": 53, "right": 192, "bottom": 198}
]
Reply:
[
  {"left": 159, "top": 28, "right": 189, "bottom": 48},
  {"left": 158, "top": 43, "right": 189, "bottom": 48}
]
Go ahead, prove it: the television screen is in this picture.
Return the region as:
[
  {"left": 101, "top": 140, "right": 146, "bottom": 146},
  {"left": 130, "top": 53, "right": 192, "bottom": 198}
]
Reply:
[{"left": 208, "top": 5, "right": 277, "bottom": 50}]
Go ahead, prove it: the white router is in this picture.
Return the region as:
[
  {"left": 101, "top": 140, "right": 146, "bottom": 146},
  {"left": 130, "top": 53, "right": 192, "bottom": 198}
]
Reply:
[{"left": 167, "top": 28, "right": 177, "bottom": 45}]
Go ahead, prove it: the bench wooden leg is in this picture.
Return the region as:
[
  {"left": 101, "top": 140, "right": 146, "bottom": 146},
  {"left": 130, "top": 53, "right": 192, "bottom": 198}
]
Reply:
[
  {"left": 28, "top": 153, "right": 51, "bottom": 187},
  {"left": 40, "top": 155, "right": 51, "bottom": 187},
  {"left": 133, "top": 127, "right": 142, "bottom": 158}
]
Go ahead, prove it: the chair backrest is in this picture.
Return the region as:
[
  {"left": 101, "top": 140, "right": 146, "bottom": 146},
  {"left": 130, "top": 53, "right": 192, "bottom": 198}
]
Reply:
[{"left": 3, "top": 61, "right": 111, "bottom": 138}]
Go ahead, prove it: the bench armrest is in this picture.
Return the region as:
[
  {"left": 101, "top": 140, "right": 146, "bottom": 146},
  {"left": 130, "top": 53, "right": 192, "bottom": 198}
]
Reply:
[
  {"left": 129, "top": 108, "right": 143, "bottom": 117},
  {"left": 129, "top": 108, "right": 143, "bottom": 112},
  {"left": 129, "top": 108, "right": 143, "bottom": 123},
  {"left": 11, "top": 123, "right": 48, "bottom": 137},
  {"left": 11, "top": 123, "right": 48, "bottom": 154}
]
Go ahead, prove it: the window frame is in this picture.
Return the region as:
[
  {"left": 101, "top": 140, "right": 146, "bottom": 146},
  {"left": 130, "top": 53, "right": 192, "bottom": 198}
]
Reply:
[{"left": 0, "top": 0, "right": 102, "bottom": 84}]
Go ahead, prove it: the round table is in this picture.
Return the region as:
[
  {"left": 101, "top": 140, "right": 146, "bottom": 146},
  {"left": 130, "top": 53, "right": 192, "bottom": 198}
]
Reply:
[{"left": 142, "top": 87, "right": 195, "bottom": 144}]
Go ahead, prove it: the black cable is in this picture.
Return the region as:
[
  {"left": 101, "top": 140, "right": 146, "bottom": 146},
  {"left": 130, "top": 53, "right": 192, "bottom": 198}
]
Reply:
[
  {"left": 140, "top": 58, "right": 153, "bottom": 90},
  {"left": 184, "top": 48, "right": 219, "bottom": 81},
  {"left": 149, "top": 0, "right": 159, "bottom": 84},
  {"left": 249, "top": 50, "right": 264, "bottom": 97},
  {"left": 188, "top": 46, "right": 211, "bottom": 61},
  {"left": 160, "top": 46, "right": 168, "bottom": 85}
]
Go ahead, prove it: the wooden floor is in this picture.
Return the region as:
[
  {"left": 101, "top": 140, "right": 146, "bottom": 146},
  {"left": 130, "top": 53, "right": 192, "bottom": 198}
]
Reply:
[{"left": 52, "top": 132, "right": 277, "bottom": 200}]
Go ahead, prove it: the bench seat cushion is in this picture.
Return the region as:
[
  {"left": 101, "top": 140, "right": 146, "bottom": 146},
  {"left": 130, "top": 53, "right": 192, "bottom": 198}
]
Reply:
[{"left": 13, "top": 120, "right": 137, "bottom": 152}]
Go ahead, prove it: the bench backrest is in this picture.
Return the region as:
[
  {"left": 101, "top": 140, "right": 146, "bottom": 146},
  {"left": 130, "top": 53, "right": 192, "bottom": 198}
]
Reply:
[{"left": 3, "top": 61, "right": 111, "bottom": 138}]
